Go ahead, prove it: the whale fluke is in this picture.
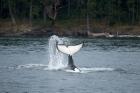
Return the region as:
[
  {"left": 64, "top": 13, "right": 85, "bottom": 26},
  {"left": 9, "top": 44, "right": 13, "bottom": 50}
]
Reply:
[
  {"left": 57, "top": 43, "right": 83, "bottom": 55},
  {"left": 57, "top": 43, "right": 83, "bottom": 72}
]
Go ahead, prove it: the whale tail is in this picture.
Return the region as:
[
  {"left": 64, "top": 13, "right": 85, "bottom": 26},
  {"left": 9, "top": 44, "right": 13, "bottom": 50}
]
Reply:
[
  {"left": 57, "top": 43, "right": 82, "bottom": 72},
  {"left": 67, "top": 55, "right": 81, "bottom": 72},
  {"left": 57, "top": 43, "right": 83, "bottom": 55}
]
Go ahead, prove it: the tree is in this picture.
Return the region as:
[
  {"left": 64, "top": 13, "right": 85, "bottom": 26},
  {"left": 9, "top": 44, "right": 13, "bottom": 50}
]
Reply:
[
  {"left": 8, "top": 0, "right": 17, "bottom": 26},
  {"left": 128, "top": 0, "right": 136, "bottom": 24},
  {"left": 44, "top": 0, "right": 60, "bottom": 26}
]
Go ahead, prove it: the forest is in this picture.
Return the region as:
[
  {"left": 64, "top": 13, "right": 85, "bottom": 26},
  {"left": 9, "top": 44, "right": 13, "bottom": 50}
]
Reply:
[{"left": 0, "top": 0, "right": 140, "bottom": 36}]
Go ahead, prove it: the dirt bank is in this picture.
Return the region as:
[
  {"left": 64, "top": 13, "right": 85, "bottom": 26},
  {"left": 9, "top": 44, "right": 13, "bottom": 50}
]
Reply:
[{"left": 0, "top": 21, "right": 140, "bottom": 37}]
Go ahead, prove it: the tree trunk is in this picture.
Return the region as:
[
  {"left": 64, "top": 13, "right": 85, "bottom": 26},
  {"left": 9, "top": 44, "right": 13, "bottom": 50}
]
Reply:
[
  {"left": 0, "top": 0, "right": 2, "bottom": 17},
  {"left": 50, "top": 2, "right": 58, "bottom": 27},
  {"left": 86, "top": 0, "right": 90, "bottom": 34},
  {"left": 117, "top": 0, "right": 121, "bottom": 25},
  {"left": 29, "top": 0, "right": 32, "bottom": 26},
  {"left": 43, "top": 6, "right": 47, "bottom": 24},
  {"left": 45, "top": 0, "right": 60, "bottom": 27},
  {"left": 86, "top": 14, "right": 90, "bottom": 34},
  {"left": 8, "top": 0, "right": 16, "bottom": 26},
  {"left": 136, "top": 0, "right": 139, "bottom": 21},
  {"left": 132, "top": 2, "right": 135, "bottom": 24},
  {"left": 67, "top": 0, "right": 70, "bottom": 17}
]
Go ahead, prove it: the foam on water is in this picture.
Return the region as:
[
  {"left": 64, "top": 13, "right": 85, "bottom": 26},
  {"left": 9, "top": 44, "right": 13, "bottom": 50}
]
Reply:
[
  {"left": 17, "top": 64, "right": 48, "bottom": 69},
  {"left": 65, "top": 67, "right": 115, "bottom": 73},
  {"left": 80, "top": 67, "right": 114, "bottom": 71},
  {"left": 7, "top": 64, "right": 123, "bottom": 74}
]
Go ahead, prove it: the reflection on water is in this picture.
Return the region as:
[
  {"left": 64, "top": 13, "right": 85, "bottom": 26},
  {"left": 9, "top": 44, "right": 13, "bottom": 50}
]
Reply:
[{"left": 0, "top": 37, "right": 140, "bottom": 93}]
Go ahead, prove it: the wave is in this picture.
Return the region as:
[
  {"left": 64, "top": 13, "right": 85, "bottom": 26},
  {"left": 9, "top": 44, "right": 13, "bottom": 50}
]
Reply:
[
  {"left": 4, "top": 64, "right": 128, "bottom": 74},
  {"left": 15, "top": 64, "right": 66, "bottom": 71},
  {"left": 16, "top": 64, "right": 48, "bottom": 69}
]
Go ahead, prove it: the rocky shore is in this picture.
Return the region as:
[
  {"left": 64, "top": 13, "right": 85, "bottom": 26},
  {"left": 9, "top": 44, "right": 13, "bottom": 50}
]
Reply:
[{"left": 0, "top": 22, "right": 140, "bottom": 38}]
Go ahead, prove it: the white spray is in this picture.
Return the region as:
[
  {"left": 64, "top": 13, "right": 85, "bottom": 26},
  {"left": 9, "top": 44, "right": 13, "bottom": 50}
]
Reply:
[{"left": 48, "top": 35, "right": 67, "bottom": 70}]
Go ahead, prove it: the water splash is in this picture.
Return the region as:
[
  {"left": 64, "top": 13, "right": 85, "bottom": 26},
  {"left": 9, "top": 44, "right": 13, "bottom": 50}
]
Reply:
[{"left": 48, "top": 35, "right": 67, "bottom": 70}]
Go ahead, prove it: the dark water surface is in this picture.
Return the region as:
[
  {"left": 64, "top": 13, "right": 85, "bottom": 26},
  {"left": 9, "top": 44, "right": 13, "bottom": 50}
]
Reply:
[{"left": 0, "top": 37, "right": 140, "bottom": 93}]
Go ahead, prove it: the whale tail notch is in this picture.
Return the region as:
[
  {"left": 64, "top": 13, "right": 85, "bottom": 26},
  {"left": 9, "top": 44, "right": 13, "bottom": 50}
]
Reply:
[{"left": 57, "top": 43, "right": 83, "bottom": 55}]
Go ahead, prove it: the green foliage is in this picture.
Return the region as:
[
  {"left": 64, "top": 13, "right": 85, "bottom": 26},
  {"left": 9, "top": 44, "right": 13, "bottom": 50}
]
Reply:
[{"left": 0, "top": 0, "right": 140, "bottom": 25}]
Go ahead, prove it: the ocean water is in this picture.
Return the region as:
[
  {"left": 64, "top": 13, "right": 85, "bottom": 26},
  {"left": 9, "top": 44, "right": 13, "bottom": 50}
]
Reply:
[{"left": 0, "top": 37, "right": 140, "bottom": 93}]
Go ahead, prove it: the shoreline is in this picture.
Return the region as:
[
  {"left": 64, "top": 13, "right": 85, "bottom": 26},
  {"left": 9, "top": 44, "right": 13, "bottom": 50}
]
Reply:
[{"left": 0, "top": 21, "right": 140, "bottom": 38}]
